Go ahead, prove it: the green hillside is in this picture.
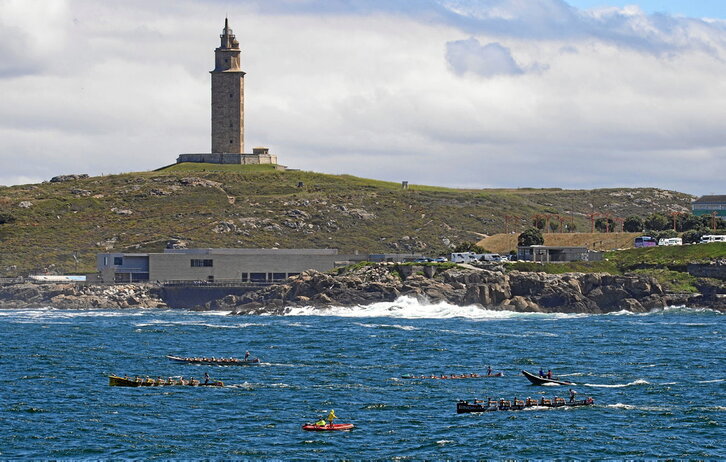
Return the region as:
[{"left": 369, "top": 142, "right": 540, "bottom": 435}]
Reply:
[{"left": 0, "top": 163, "right": 695, "bottom": 276}]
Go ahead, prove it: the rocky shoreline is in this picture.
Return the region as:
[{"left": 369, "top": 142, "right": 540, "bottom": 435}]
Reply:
[
  {"left": 212, "top": 264, "right": 725, "bottom": 315},
  {"left": 0, "top": 282, "right": 166, "bottom": 309},
  {"left": 0, "top": 264, "right": 723, "bottom": 313}
]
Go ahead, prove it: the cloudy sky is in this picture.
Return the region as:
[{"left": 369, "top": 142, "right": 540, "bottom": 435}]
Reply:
[{"left": 1, "top": 0, "right": 724, "bottom": 195}]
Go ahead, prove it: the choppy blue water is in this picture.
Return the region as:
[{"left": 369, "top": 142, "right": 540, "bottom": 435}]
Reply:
[{"left": 0, "top": 300, "right": 724, "bottom": 459}]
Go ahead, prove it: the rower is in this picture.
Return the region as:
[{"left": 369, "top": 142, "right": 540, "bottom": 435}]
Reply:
[
  {"left": 547, "top": 370, "right": 553, "bottom": 379},
  {"left": 204, "top": 372, "right": 210, "bottom": 385},
  {"left": 539, "top": 367, "right": 545, "bottom": 378},
  {"left": 327, "top": 409, "right": 337, "bottom": 427},
  {"left": 569, "top": 388, "right": 577, "bottom": 403},
  {"left": 244, "top": 351, "right": 250, "bottom": 361},
  {"left": 487, "top": 366, "right": 492, "bottom": 376}
]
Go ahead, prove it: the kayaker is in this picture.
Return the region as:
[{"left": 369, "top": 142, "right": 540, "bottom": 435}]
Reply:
[
  {"left": 569, "top": 388, "right": 577, "bottom": 403},
  {"left": 327, "top": 409, "right": 337, "bottom": 426}
]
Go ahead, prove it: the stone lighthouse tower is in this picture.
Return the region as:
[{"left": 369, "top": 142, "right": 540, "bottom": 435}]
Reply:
[
  {"left": 176, "top": 19, "right": 277, "bottom": 165},
  {"left": 211, "top": 18, "right": 245, "bottom": 154}
]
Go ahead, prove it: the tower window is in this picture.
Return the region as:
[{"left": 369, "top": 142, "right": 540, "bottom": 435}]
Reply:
[
  {"left": 224, "top": 58, "right": 229, "bottom": 63},
  {"left": 230, "top": 140, "right": 233, "bottom": 144},
  {"left": 229, "top": 93, "right": 233, "bottom": 98}
]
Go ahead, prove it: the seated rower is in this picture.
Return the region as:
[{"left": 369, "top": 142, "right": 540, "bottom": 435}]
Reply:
[{"left": 314, "top": 418, "right": 327, "bottom": 427}]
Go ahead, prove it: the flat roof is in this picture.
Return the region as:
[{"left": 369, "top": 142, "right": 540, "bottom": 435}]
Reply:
[
  {"left": 693, "top": 195, "right": 726, "bottom": 204},
  {"left": 162, "top": 248, "right": 339, "bottom": 256}
]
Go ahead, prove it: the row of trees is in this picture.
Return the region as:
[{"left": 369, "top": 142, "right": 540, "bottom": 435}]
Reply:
[
  {"left": 529, "top": 213, "right": 725, "bottom": 234},
  {"left": 621, "top": 213, "right": 725, "bottom": 233}
]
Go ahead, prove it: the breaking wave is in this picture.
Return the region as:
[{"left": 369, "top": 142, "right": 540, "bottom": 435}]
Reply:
[
  {"left": 584, "top": 379, "right": 650, "bottom": 388},
  {"left": 284, "top": 296, "right": 587, "bottom": 320}
]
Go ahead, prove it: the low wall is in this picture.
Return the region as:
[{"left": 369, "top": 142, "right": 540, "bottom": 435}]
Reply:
[
  {"left": 688, "top": 263, "right": 726, "bottom": 280},
  {"left": 160, "top": 284, "right": 265, "bottom": 309}
]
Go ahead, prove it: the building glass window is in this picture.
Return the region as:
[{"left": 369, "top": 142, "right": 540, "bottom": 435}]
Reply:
[
  {"left": 241, "top": 272, "right": 249, "bottom": 282},
  {"left": 191, "top": 259, "right": 213, "bottom": 267},
  {"left": 113, "top": 257, "right": 123, "bottom": 266}
]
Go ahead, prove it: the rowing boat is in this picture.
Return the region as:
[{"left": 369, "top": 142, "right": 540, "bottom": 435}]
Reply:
[
  {"left": 521, "top": 370, "right": 576, "bottom": 386},
  {"left": 166, "top": 355, "right": 260, "bottom": 365},
  {"left": 108, "top": 375, "right": 224, "bottom": 387},
  {"left": 302, "top": 423, "right": 355, "bottom": 431},
  {"left": 401, "top": 372, "right": 503, "bottom": 380},
  {"left": 457, "top": 397, "right": 594, "bottom": 413}
]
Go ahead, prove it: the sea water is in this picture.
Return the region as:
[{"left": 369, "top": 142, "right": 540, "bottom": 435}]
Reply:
[{"left": 0, "top": 299, "right": 723, "bottom": 459}]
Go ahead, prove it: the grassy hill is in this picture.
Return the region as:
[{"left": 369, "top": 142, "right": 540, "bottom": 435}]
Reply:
[{"left": 0, "top": 163, "right": 695, "bottom": 276}]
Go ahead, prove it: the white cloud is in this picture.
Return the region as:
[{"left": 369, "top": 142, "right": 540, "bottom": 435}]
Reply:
[
  {"left": 446, "top": 39, "right": 524, "bottom": 76},
  {"left": 0, "top": 0, "right": 724, "bottom": 195}
]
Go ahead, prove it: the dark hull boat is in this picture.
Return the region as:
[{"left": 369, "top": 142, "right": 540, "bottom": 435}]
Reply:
[
  {"left": 109, "top": 375, "right": 224, "bottom": 387},
  {"left": 522, "top": 370, "right": 576, "bottom": 386},
  {"left": 166, "top": 355, "right": 260, "bottom": 365},
  {"left": 457, "top": 397, "right": 594, "bottom": 413}
]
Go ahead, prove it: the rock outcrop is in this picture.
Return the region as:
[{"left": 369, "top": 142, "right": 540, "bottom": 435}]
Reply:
[
  {"left": 214, "top": 264, "right": 675, "bottom": 315},
  {"left": 0, "top": 283, "right": 166, "bottom": 309}
]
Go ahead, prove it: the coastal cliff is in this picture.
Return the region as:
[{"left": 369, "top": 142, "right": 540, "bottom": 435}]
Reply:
[{"left": 211, "top": 264, "right": 723, "bottom": 315}]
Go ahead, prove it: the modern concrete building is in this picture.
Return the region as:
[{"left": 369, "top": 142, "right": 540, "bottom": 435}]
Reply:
[
  {"left": 97, "top": 248, "right": 342, "bottom": 283},
  {"left": 517, "top": 246, "right": 603, "bottom": 263},
  {"left": 177, "top": 19, "right": 277, "bottom": 165},
  {"left": 692, "top": 195, "right": 726, "bottom": 218}
]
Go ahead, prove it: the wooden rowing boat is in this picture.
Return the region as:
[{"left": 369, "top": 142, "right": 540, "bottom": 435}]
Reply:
[
  {"left": 166, "top": 355, "right": 260, "bottom": 365},
  {"left": 108, "top": 375, "right": 224, "bottom": 387},
  {"left": 401, "top": 372, "right": 503, "bottom": 380},
  {"left": 457, "top": 397, "right": 594, "bottom": 413}
]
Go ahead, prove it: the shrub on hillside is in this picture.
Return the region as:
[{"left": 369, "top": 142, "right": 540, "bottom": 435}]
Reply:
[
  {"left": 681, "top": 214, "right": 705, "bottom": 231},
  {"left": 623, "top": 216, "right": 643, "bottom": 232},
  {"left": 595, "top": 217, "right": 616, "bottom": 233},
  {"left": 518, "top": 228, "right": 544, "bottom": 247},
  {"left": 644, "top": 213, "right": 670, "bottom": 231},
  {"left": 0, "top": 213, "right": 16, "bottom": 225},
  {"left": 682, "top": 230, "right": 704, "bottom": 244}
]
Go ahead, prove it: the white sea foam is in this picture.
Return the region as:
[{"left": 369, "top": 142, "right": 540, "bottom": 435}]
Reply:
[
  {"left": 284, "top": 296, "right": 589, "bottom": 320},
  {"left": 585, "top": 379, "right": 650, "bottom": 388},
  {"left": 354, "top": 322, "right": 419, "bottom": 331},
  {"left": 697, "top": 379, "right": 725, "bottom": 384},
  {"left": 607, "top": 403, "right": 670, "bottom": 412}
]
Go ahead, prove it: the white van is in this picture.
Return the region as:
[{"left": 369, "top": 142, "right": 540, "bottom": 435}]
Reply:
[
  {"left": 658, "top": 238, "right": 682, "bottom": 246},
  {"left": 450, "top": 252, "right": 484, "bottom": 263},
  {"left": 700, "top": 235, "right": 726, "bottom": 243},
  {"left": 480, "top": 253, "right": 504, "bottom": 262}
]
